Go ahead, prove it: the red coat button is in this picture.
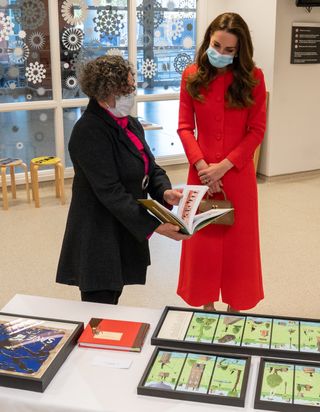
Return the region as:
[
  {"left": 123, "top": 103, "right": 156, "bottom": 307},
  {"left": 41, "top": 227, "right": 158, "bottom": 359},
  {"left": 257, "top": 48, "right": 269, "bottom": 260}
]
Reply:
[
  {"left": 216, "top": 153, "right": 221, "bottom": 159},
  {"left": 216, "top": 134, "right": 221, "bottom": 141},
  {"left": 215, "top": 115, "right": 221, "bottom": 121}
]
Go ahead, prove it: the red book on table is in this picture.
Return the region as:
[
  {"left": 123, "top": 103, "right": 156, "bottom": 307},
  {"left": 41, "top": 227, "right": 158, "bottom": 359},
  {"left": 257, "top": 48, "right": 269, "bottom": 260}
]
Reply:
[{"left": 78, "top": 318, "right": 150, "bottom": 352}]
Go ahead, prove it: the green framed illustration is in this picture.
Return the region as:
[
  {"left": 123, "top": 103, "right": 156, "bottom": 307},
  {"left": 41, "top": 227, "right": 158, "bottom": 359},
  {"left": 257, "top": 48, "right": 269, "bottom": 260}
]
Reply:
[
  {"left": 151, "top": 306, "right": 320, "bottom": 361},
  {"left": 185, "top": 312, "right": 219, "bottom": 343},
  {"left": 255, "top": 357, "right": 320, "bottom": 411},
  {"left": 0, "top": 312, "right": 84, "bottom": 392},
  {"left": 137, "top": 347, "right": 250, "bottom": 407},
  {"left": 271, "top": 319, "right": 299, "bottom": 351},
  {"left": 300, "top": 322, "right": 320, "bottom": 353},
  {"left": 242, "top": 316, "right": 272, "bottom": 349},
  {"left": 213, "top": 314, "right": 246, "bottom": 346}
]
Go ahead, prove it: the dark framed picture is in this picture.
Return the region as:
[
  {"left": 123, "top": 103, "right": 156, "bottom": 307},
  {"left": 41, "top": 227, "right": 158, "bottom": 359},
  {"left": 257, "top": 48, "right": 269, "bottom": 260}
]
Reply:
[
  {"left": 255, "top": 357, "right": 320, "bottom": 411},
  {"left": 151, "top": 306, "right": 320, "bottom": 361},
  {"left": 137, "top": 346, "right": 251, "bottom": 407},
  {"left": 0, "top": 312, "right": 84, "bottom": 392}
]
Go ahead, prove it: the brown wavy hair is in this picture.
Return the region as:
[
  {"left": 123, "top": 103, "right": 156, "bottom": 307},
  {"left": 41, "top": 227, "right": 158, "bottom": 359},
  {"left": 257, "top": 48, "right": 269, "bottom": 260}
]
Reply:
[
  {"left": 186, "top": 13, "right": 258, "bottom": 108},
  {"left": 78, "top": 55, "right": 135, "bottom": 101}
]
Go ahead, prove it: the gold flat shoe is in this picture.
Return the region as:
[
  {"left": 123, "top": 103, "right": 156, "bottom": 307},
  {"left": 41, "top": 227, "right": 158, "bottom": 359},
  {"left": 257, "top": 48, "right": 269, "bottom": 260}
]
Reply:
[
  {"left": 227, "top": 305, "right": 239, "bottom": 313},
  {"left": 203, "top": 303, "right": 216, "bottom": 312}
]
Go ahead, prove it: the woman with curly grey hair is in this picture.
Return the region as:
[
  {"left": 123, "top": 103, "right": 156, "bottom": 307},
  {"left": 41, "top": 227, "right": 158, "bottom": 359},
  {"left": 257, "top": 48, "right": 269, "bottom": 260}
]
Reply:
[{"left": 56, "top": 55, "right": 189, "bottom": 305}]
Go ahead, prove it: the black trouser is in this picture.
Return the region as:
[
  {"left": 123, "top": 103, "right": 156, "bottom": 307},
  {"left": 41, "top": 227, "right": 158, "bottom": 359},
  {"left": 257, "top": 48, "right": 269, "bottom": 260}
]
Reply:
[{"left": 81, "top": 289, "right": 122, "bottom": 305}]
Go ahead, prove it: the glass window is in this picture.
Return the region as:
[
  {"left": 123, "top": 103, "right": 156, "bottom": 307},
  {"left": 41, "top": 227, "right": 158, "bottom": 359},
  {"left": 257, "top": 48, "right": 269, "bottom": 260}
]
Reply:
[
  {"left": 0, "top": 1, "right": 198, "bottom": 174},
  {"left": 63, "top": 106, "right": 85, "bottom": 167},
  {"left": 0, "top": 109, "right": 55, "bottom": 165},
  {"left": 0, "top": 0, "right": 52, "bottom": 103},
  {"left": 137, "top": 100, "right": 184, "bottom": 157},
  {"left": 136, "top": 0, "right": 196, "bottom": 95},
  {"left": 58, "top": 0, "right": 129, "bottom": 99},
  {"left": 63, "top": 102, "right": 184, "bottom": 165}
]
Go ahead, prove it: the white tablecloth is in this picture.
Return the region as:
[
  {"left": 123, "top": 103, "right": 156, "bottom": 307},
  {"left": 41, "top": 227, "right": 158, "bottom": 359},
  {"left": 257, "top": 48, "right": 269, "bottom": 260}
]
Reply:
[{"left": 0, "top": 294, "right": 270, "bottom": 412}]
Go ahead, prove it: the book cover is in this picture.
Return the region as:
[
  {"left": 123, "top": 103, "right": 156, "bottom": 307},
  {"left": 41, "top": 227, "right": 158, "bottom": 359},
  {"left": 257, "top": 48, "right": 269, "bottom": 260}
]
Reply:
[{"left": 78, "top": 318, "right": 150, "bottom": 352}]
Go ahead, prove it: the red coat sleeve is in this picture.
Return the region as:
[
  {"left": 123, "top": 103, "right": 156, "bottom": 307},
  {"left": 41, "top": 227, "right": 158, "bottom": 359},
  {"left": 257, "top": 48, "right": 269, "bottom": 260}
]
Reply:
[
  {"left": 177, "top": 66, "right": 205, "bottom": 166},
  {"left": 226, "top": 68, "right": 267, "bottom": 170}
]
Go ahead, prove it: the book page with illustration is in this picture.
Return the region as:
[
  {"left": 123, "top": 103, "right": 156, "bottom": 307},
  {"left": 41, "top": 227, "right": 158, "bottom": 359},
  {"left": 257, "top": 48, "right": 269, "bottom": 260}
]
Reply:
[{"left": 176, "top": 185, "right": 213, "bottom": 233}]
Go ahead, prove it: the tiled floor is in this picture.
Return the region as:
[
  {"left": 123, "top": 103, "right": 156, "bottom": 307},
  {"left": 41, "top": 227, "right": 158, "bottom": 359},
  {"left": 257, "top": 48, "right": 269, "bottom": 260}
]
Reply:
[{"left": 1, "top": 165, "right": 320, "bottom": 319}]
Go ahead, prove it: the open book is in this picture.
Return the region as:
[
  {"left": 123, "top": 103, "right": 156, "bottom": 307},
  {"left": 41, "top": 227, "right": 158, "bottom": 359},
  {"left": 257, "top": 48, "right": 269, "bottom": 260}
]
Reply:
[{"left": 138, "top": 185, "right": 233, "bottom": 235}]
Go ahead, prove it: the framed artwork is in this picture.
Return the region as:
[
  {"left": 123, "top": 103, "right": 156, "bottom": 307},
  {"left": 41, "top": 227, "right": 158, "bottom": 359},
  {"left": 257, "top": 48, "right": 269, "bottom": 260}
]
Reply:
[
  {"left": 255, "top": 357, "right": 320, "bottom": 411},
  {"left": 137, "top": 346, "right": 251, "bottom": 407},
  {"left": 151, "top": 306, "right": 320, "bottom": 361},
  {"left": 0, "top": 312, "right": 84, "bottom": 392}
]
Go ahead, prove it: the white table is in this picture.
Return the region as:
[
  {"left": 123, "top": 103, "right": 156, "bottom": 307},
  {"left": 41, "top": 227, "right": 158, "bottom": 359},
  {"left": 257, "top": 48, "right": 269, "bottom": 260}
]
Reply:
[
  {"left": 139, "top": 118, "right": 163, "bottom": 131},
  {"left": 0, "top": 294, "right": 270, "bottom": 412}
]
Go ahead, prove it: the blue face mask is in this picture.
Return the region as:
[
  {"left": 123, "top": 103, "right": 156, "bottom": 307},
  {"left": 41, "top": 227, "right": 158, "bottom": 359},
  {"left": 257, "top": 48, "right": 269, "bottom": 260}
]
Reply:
[{"left": 206, "top": 46, "right": 234, "bottom": 68}]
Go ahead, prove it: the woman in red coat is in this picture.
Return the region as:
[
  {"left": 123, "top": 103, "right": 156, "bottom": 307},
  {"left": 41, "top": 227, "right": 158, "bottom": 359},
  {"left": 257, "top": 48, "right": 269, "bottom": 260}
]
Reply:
[{"left": 177, "top": 12, "right": 266, "bottom": 312}]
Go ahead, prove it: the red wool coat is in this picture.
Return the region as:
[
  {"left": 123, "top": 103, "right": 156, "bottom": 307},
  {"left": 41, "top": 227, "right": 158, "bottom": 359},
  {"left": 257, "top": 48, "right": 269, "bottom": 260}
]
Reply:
[{"left": 177, "top": 64, "right": 267, "bottom": 311}]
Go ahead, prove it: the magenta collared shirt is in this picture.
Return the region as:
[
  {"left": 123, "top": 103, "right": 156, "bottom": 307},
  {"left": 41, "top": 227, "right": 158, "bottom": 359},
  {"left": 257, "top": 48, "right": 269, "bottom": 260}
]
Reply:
[{"left": 104, "top": 108, "right": 150, "bottom": 175}]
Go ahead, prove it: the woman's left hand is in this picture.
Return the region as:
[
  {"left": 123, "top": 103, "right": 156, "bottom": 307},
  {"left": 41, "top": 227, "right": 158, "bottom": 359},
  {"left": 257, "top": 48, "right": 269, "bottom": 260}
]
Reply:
[
  {"left": 198, "top": 159, "right": 233, "bottom": 186},
  {"left": 163, "top": 189, "right": 183, "bottom": 206}
]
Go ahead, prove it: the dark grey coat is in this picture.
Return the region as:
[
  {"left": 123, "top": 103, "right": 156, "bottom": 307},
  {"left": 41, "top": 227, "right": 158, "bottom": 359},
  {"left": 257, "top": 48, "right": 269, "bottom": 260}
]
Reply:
[{"left": 56, "top": 99, "right": 171, "bottom": 292}]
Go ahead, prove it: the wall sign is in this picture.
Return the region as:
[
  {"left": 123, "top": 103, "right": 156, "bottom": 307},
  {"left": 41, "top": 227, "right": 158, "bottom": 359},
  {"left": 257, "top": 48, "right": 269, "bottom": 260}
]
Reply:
[{"left": 291, "top": 22, "right": 320, "bottom": 64}]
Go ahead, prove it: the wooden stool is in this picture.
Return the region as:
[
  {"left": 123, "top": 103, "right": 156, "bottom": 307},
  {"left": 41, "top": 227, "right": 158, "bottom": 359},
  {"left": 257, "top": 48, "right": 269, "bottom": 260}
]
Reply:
[
  {"left": 30, "top": 156, "right": 65, "bottom": 208},
  {"left": 0, "top": 158, "right": 30, "bottom": 210}
]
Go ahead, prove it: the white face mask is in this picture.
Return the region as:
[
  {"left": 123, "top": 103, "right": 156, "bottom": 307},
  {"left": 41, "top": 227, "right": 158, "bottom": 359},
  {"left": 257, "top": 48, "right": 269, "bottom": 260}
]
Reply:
[{"left": 108, "top": 93, "right": 135, "bottom": 118}]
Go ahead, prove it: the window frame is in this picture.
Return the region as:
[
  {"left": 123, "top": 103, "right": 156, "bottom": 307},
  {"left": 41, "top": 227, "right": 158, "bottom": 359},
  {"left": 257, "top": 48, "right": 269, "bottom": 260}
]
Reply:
[{"left": 0, "top": 0, "right": 208, "bottom": 181}]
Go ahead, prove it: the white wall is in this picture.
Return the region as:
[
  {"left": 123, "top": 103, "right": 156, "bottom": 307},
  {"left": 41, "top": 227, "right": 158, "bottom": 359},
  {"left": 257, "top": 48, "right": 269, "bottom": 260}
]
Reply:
[
  {"left": 261, "top": 0, "right": 320, "bottom": 176},
  {"left": 205, "top": 0, "right": 277, "bottom": 91},
  {"left": 204, "top": 0, "right": 320, "bottom": 176}
]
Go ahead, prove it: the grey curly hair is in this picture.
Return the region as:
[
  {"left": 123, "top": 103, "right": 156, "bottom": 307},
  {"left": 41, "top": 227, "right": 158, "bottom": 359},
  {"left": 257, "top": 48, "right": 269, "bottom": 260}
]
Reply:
[{"left": 78, "top": 55, "right": 135, "bottom": 101}]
